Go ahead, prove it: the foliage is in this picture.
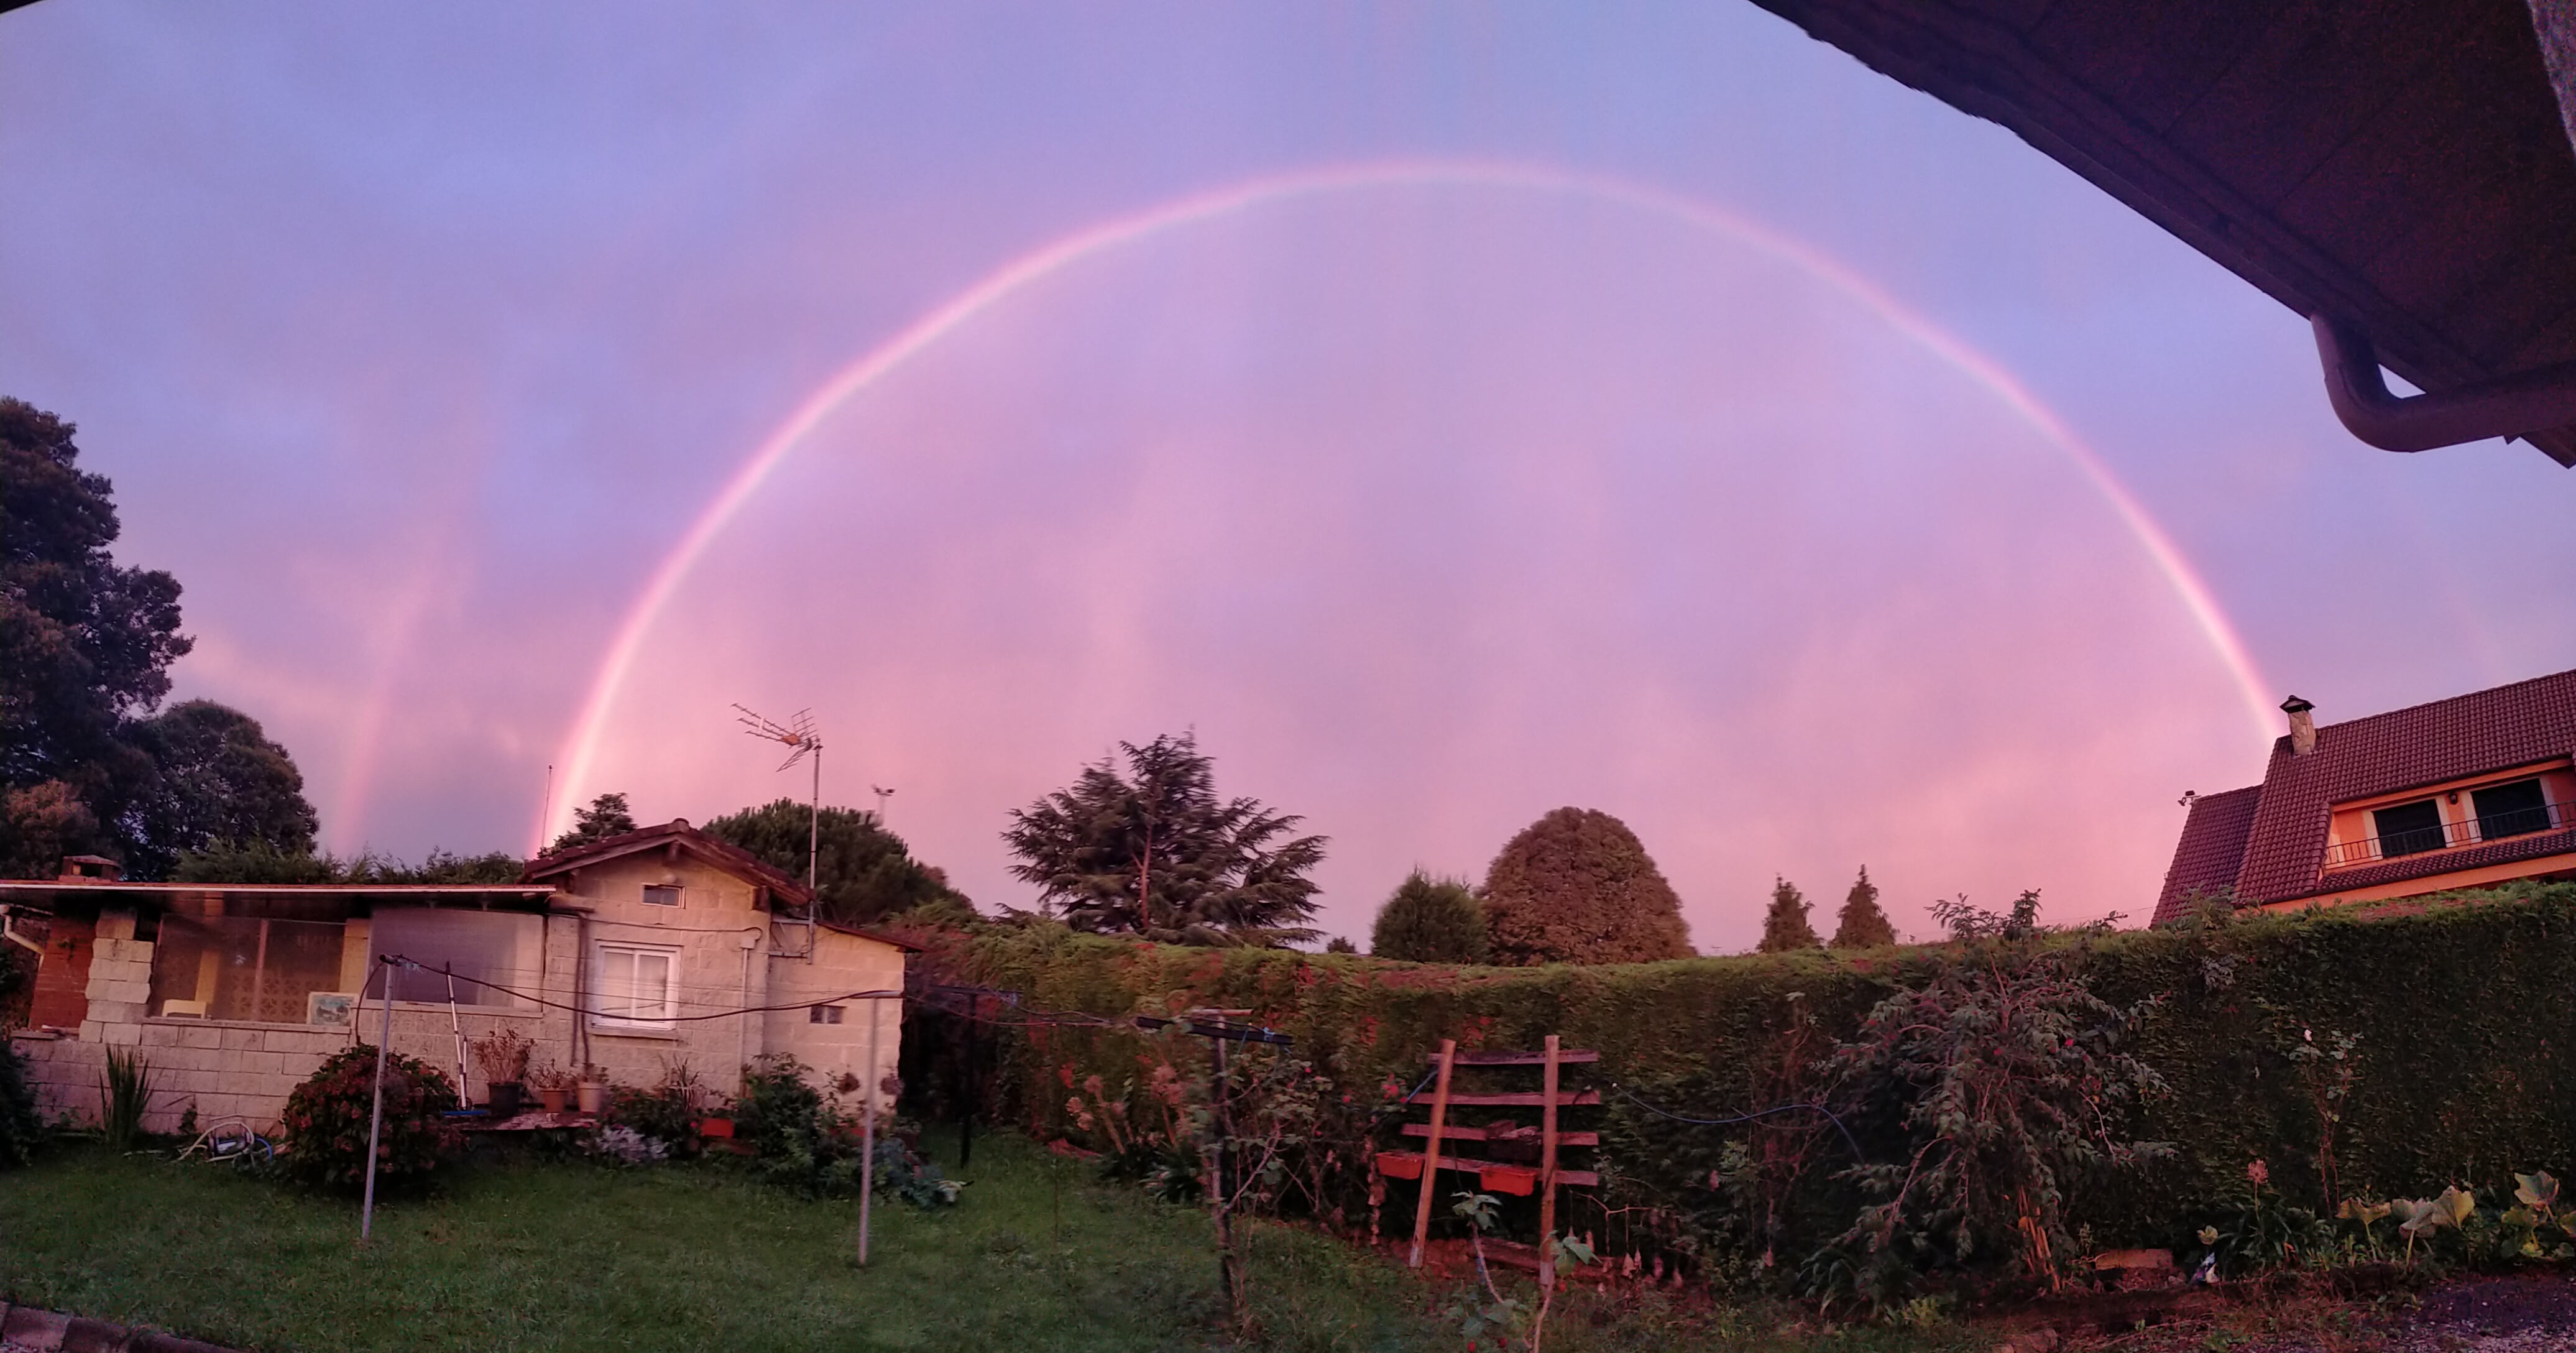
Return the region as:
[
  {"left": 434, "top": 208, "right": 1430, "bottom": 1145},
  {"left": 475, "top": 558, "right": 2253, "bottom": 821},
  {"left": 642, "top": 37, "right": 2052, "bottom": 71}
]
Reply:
[
  {"left": 115, "top": 701, "right": 318, "bottom": 882},
  {"left": 1758, "top": 877, "right": 1821, "bottom": 954},
  {"left": 101, "top": 1046, "right": 154, "bottom": 1151},
  {"left": 0, "top": 1037, "right": 41, "bottom": 1168},
  {"left": 1369, "top": 869, "right": 1488, "bottom": 963},
  {"left": 729, "top": 1054, "right": 950, "bottom": 1206},
  {"left": 469, "top": 1027, "right": 533, "bottom": 1087},
  {"left": 1829, "top": 867, "right": 1897, "bottom": 950},
  {"left": 605, "top": 1061, "right": 706, "bottom": 1158},
  {"left": 1444, "top": 1189, "right": 1599, "bottom": 1352},
  {"left": 277, "top": 1045, "right": 463, "bottom": 1191},
  {"left": 547, "top": 792, "right": 637, "bottom": 854},
  {"left": 1001, "top": 732, "right": 1325, "bottom": 946},
  {"left": 1479, "top": 807, "right": 1693, "bottom": 965},
  {"left": 173, "top": 844, "right": 525, "bottom": 885},
  {"left": 1324, "top": 935, "right": 1357, "bottom": 953},
  {"left": 704, "top": 797, "right": 970, "bottom": 927},
  {"left": 1824, "top": 898, "right": 2169, "bottom": 1301}
]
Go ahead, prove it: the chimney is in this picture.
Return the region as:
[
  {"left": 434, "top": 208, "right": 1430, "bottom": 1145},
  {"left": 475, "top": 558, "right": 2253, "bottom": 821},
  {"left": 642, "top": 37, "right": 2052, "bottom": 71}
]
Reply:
[
  {"left": 2281, "top": 696, "right": 2317, "bottom": 756},
  {"left": 57, "top": 854, "right": 124, "bottom": 883}
]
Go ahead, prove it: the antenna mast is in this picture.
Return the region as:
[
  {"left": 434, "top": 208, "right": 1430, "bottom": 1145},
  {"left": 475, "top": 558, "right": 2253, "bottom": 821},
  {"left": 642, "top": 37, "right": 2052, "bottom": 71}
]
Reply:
[{"left": 734, "top": 703, "right": 822, "bottom": 960}]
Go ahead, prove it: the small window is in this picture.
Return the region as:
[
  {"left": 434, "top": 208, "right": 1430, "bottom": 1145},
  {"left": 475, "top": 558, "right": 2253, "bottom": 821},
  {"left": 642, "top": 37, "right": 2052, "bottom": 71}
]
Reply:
[
  {"left": 809, "top": 1004, "right": 845, "bottom": 1025},
  {"left": 2473, "top": 778, "right": 2553, "bottom": 842},
  {"left": 2371, "top": 800, "right": 2448, "bottom": 858},
  {"left": 594, "top": 943, "right": 679, "bottom": 1027},
  {"left": 641, "top": 884, "right": 681, "bottom": 907}
]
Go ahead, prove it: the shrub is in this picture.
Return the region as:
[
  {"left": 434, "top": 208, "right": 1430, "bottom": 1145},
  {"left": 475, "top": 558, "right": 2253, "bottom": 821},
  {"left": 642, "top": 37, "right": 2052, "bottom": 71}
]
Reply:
[
  {"left": 278, "top": 1045, "right": 462, "bottom": 1190},
  {"left": 606, "top": 1061, "right": 705, "bottom": 1158},
  {"left": 732, "top": 1053, "right": 956, "bottom": 1206},
  {"left": 0, "top": 1038, "right": 40, "bottom": 1168},
  {"left": 1480, "top": 807, "right": 1693, "bottom": 964},
  {"left": 1368, "top": 870, "right": 1487, "bottom": 963},
  {"left": 100, "top": 1046, "right": 152, "bottom": 1150},
  {"left": 1829, "top": 867, "right": 1897, "bottom": 950}
]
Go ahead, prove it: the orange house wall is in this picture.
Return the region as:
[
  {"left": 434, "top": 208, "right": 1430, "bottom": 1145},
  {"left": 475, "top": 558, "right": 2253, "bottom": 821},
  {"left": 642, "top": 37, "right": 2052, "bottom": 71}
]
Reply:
[{"left": 27, "top": 916, "right": 93, "bottom": 1031}]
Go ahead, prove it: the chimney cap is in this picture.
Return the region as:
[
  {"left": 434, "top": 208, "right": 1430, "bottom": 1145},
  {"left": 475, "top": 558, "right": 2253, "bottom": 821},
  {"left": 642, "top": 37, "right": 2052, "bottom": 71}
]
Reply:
[
  {"left": 57, "top": 854, "right": 124, "bottom": 882},
  {"left": 2280, "top": 696, "right": 2314, "bottom": 714}
]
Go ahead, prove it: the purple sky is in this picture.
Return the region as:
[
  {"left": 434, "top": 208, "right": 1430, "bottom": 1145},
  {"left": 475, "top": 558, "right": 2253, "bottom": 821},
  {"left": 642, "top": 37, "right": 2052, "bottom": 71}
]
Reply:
[{"left": 5, "top": 3, "right": 2570, "bottom": 951}]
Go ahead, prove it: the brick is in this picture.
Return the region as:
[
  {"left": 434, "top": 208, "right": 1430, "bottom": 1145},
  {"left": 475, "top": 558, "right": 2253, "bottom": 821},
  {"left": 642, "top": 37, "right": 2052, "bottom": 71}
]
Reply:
[
  {"left": 2, "top": 1304, "right": 70, "bottom": 1351},
  {"left": 97, "top": 1022, "right": 142, "bottom": 1048},
  {"left": 220, "top": 1028, "right": 263, "bottom": 1050}
]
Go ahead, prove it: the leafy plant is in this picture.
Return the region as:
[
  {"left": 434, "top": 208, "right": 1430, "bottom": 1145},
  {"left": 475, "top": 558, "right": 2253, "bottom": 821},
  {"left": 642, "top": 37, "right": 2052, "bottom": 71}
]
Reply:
[
  {"left": 1443, "top": 1189, "right": 1596, "bottom": 1352},
  {"left": 467, "top": 1027, "right": 531, "bottom": 1086},
  {"left": 2389, "top": 1186, "right": 2475, "bottom": 1264},
  {"left": 2286, "top": 1028, "right": 2360, "bottom": 1212},
  {"left": 605, "top": 1060, "right": 704, "bottom": 1157},
  {"left": 1824, "top": 895, "right": 2168, "bottom": 1303},
  {"left": 277, "top": 1045, "right": 463, "bottom": 1191},
  {"left": 99, "top": 1046, "right": 154, "bottom": 1151},
  {"left": 0, "top": 1037, "right": 44, "bottom": 1168}
]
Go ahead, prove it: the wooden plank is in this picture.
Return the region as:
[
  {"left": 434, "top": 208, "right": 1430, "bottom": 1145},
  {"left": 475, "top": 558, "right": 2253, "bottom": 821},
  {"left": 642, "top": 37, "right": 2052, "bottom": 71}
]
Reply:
[
  {"left": 1401, "top": 1124, "right": 1598, "bottom": 1147},
  {"left": 1408, "top": 1039, "right": 1455, "bottom": 1268},
  {"left": 1407, "top": 1090, "right": 1599, "bottom": 1107},
  {"left": 1424, "top": 1049, "right": 1599, "bottom": 1066},
  {"left": 1539, "top": 1034, "right": 1561, "bottom": 1289},
  {"left": 1378, "top": 1150, "right": 1599, "bottom": 1189}
]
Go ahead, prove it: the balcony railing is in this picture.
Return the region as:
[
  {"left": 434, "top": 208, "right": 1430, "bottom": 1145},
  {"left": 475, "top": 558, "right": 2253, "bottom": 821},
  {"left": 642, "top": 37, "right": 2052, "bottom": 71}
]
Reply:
[{"left": 2321, "top": 798, "right": 2575, "bottom": 869}]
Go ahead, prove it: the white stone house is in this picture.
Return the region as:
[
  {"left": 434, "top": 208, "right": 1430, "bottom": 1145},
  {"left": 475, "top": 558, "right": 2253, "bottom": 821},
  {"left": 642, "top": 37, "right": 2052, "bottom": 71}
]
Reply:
[{"left": 2, "top": 822, "right": 912, "bottom": 1134}]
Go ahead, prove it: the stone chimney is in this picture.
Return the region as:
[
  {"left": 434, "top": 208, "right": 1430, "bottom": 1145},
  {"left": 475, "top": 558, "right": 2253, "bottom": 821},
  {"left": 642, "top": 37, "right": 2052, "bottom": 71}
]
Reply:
[
  {"left": 56, "top": 854, "right": 124, "bottom": 883},
  {"left": 2281, "top": 696, "right": 2317, "bottom": 756}
]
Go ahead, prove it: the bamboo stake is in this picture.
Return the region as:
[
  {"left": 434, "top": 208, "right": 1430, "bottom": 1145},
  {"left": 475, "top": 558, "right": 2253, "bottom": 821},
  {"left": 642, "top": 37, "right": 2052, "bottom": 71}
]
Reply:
[
  {"left": 1409, "top": 1038, "right": 1457, "bottom": 1268},
  {"left": 1538, "top": 1034, "right": 1561, "bottom": 1289},
  {"left": 859, "top": 996, "right": 880, "bottom": 1266}
]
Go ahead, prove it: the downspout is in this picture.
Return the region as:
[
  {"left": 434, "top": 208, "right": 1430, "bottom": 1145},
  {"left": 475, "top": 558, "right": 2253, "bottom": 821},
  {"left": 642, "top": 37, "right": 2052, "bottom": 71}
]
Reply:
[
  {"left": 0, "top": 904, "right": 46, "bottom": 956},
  {"left": 2312, "top": 314, "right": 2576, "bottom": 453}
]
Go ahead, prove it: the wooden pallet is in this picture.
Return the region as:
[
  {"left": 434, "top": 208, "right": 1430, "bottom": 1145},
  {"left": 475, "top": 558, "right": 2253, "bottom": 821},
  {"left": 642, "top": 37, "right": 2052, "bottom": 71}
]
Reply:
[{"left": 1379, "top": 1036, "right": 1598, "bottom": 1286}]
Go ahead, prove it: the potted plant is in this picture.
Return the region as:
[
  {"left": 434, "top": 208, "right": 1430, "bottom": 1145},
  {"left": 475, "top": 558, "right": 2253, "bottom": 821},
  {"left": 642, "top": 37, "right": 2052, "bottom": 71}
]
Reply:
[
  {"left": 527, "top": 1060, "right": 574, "bottom": 1114},
  {"left": 576, "top": 1063, "right": 610, "bottom": 1115},
  {"left": 469, "top": 1027, "right": 533, "bottom": 1120}
]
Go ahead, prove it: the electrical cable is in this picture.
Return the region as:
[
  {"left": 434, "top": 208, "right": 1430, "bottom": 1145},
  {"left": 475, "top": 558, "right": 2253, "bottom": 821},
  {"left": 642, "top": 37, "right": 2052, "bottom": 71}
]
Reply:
[
  {"left": 378, "top": 953, "right": 900, "bottom": 1023},
  {"left": 1606, "top": 1083, "right": 1866, "bottom": 1163}
]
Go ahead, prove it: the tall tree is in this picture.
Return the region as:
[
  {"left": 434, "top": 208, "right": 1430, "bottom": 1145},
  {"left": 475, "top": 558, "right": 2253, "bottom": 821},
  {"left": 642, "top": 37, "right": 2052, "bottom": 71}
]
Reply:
[
  {"left": 1002, "top": 732, "right": 1323, "bottom": 946},
  {"left": 117, "top": 700, "right": 318, "bottom": 880},
  {"left": 1479, "top": 807, "right": 1693, "bottom": 965},
  {"left": 1757, "top": 876, "right": 1821, "bottom": 953},
  {"left": 1829, "top": 866, "right": 1897, "bottom": 950},
  {"left": 1369, "top": 870, "right": 1489, "bottom": 964},
  {"left": 547, "top": 792, "right": 637, "bottom": 854},
  {"left": 704, "top": 798, "right": 972, "bottom": 926}
]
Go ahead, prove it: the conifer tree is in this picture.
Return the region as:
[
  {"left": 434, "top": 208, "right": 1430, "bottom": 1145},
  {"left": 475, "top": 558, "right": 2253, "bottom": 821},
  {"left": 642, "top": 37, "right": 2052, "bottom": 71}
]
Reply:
[
  {"left": 1480, "top": 807, "right": 1692, "bottom": 965},
  {"left": 1369, "top": 870, "right": 1488, "bottom": 964},
  {"left": 1829, "top": 865, "right": 1898, "bottom": 949},
  {"left": 1757, "top": 875, "right": 1821, "bottom": 953}
]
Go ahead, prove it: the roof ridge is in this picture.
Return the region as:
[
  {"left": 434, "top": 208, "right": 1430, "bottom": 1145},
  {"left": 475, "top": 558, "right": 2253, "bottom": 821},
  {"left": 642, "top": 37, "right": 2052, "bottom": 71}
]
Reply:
[{"left": 2310, "top": 665, "right": 2576, "bottom": 733}]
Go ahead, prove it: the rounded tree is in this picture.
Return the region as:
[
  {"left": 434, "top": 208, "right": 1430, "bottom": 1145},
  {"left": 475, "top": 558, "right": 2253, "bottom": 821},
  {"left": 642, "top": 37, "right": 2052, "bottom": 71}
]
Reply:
[
  {"left": 1829, "top": 865, "right": 1898, "bottom": 949},
  {"left": 1479, "top": 808, "right": 1693, "bottom": 966},
  {"left": 1369, "top": 870, "right": 1489, "bottom": 964}
]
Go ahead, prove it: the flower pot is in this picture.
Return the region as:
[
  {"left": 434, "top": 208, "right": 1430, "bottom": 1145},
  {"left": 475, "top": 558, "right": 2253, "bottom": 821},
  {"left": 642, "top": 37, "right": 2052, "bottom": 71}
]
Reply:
[
  {"left": 537, "top": 1084, "right": 570, "bottom": 1114},
  {"left": 576, "top": 1080, "right": 607, "bottom": 1115},
  {"left": 488, "top": 1081, "right": 525, "bottom": 1120}
]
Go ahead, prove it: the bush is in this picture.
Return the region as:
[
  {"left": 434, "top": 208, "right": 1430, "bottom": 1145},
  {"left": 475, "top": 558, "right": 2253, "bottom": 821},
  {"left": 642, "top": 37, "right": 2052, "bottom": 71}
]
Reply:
[
  {"left": 0, "top": 1038, "right": 41, "bottom": 1168},
  {"left": 605, "top": 1062, "right": 705, "bottom": 1158},
  {"left": 1368, "top": 870, "right": 1487, "bottom": 963},
  {"left": 1480, "top": 806, "right": 1693, "bottom": 964},
  {"left": 278, "top": 1045, "right": 462, "bottom": 1190},
  {"left": 732, "top": 1054, "right": 956, "bottom": 1206}
]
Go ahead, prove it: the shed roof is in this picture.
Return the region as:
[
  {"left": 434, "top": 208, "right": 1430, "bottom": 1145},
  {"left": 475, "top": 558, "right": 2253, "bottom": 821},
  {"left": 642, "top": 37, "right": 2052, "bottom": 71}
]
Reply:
[
  {"left": 1749, "top": 0, "right": 2576, "bottom": 465},
  {"left": 522, "top": 818, "right": 817, "bottom": 908}
]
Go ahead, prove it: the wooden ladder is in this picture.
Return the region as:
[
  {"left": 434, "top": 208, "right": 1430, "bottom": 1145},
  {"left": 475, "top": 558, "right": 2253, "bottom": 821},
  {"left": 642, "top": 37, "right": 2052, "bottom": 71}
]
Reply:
[{"left": 1376, "top": 1035, "right": 1599, "bottom": 1285}]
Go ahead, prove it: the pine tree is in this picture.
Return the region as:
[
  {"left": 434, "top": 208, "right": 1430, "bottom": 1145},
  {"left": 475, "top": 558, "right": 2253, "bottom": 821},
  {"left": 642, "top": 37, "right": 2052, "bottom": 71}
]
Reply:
[
  {"left": 1829, "top": 866, "right": 1897, "bottom": 949},
  {"left": 1757, "top": 876, "right": 1821, "bottom": 953},
  {"left": 1369, "top": 870, "right": 1488, "bottom": 963},
  {"left": 1480, "top": 808, "right": 1693, "bottom": 965}
]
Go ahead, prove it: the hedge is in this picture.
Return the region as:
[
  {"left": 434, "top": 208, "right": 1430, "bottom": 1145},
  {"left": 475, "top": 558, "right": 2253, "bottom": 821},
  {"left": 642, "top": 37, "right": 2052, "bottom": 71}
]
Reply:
[{"left": 903, "top": 882, "right": 2576, "bottom": 1265}]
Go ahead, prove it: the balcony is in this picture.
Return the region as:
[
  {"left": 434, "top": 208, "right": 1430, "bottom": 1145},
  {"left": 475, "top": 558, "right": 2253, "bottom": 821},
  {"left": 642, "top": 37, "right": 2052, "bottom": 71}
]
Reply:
[{"left": 2322, "top": 797, "right": 2572, "bottom": 870}]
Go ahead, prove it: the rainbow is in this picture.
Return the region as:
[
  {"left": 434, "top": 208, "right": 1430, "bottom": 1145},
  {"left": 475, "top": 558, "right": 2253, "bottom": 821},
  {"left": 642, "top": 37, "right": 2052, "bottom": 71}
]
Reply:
[{"left": 537, "top": 158, "right": 2276, "bottom": 844}]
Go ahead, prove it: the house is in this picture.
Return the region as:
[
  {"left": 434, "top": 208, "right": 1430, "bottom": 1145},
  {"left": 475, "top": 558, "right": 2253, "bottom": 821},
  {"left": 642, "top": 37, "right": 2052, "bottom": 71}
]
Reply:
[
  {"left": 2155, "top": 669, "right": 2576, "bottom": 925},
  {"left": 1, "top": 819, "right": 913, "bottom": 1134}
]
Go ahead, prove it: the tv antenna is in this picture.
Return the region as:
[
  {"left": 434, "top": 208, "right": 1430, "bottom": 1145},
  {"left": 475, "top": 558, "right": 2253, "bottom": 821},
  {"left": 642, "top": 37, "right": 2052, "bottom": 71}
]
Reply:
[{"left": 735, "top": 704, "right": 822, "bottom": 959}]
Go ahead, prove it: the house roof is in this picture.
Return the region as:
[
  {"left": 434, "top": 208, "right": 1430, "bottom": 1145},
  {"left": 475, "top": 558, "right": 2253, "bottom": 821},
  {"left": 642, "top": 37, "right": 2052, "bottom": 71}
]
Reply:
[
  {"left": 818, "top": 919, "right": 927, "bottom": 953},
  {"left": 521, "top": 819, "right": 817, "bottom": 909},
  {"left": 2151, "top": 667, "right": 2576, "bottom": 923},
  {"left": 0, "top": 881, "right": 559, "bottom": 914},
  {"left": 2152, "top": 785, "right": 2263, "bottom": 924},
  {"left": 1747, "top": 0, "right": 2576, "bottom": 466}
]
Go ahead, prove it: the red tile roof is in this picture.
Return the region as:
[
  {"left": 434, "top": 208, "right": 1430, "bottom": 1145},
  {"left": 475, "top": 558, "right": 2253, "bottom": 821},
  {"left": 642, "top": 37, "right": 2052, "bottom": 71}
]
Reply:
[
  {"left": 2152, "top": 785, "right": 2262, "bottom": 925},
  {"left": 522, "top": 819, "right": 816, "bottom": 908},
  {"left": 2152, "top": 667, "right": 2576, "bottom": 925}
]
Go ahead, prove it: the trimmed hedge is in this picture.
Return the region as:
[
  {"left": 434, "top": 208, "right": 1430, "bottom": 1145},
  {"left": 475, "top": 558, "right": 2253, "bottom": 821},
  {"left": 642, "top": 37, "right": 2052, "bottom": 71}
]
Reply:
[{"left": 910, "top": 882, "right": 2576, "bottom": 1264}]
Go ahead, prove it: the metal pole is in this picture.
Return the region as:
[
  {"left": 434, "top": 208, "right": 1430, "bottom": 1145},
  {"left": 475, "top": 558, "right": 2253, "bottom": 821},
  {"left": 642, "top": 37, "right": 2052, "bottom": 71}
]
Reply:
[
  {"left": 361, "top": 958, "right": 394, "bottom": 1244},
  {"left": 858, "top": 997, "right": 880, "bottom": 1267},
  {"left": 808, "top": 744, "right": 821, "bottom": 897},
  {"left": 958, "top": 1005, "right": 978, "bottom": 1170},
  {"left": 1210, "top": 1032, "right": 1238, "bottom": 1319}
]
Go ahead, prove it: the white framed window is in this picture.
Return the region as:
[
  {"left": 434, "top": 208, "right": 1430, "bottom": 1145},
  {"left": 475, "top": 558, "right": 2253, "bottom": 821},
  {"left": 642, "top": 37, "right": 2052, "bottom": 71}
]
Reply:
[
  {"left": 592, "top": 943, "right": 679, "bottom": 1028},
  {"left": 641, "top": 884, "right": 681, "bottom": 907},
  {"left": 809, "top": 1004, "right": 845, "bottom": 1025}
]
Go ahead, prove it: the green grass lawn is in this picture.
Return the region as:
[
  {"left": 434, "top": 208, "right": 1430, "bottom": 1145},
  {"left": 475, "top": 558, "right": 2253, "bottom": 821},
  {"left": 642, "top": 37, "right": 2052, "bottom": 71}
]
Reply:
[{"left": 0, "top": 1130, "right": 1974, "bottom": 1353}]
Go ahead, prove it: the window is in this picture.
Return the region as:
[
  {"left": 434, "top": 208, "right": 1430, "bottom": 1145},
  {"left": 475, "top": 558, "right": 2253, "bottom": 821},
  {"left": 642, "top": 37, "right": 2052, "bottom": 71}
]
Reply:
[
  {"left": 369, "top": 908, "right": 535, "bottom": 1007},
  {"left": 809, "top": 1004, "right": 845, "bottom": 1025},
  {"left": 594, "top": 943, "right": 679, "bottom": 1027},
  {"left": 2371, "top": 800, "right": 2448, "bottom": 858},
  {"left": 2473, "top": 778, "right": 2553, "bottom": 842},
  {"left": 641, "top": 884, "right": 681, "bottom": 907},
  {"left": 147, "top": 915, "right": 346, "bottom": 1023}
]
